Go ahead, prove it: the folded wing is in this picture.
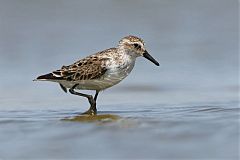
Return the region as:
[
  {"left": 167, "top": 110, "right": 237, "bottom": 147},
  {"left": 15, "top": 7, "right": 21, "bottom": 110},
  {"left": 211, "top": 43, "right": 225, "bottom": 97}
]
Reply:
[{"left": 36, "top": 56, "right": 109, "bottom": 81}]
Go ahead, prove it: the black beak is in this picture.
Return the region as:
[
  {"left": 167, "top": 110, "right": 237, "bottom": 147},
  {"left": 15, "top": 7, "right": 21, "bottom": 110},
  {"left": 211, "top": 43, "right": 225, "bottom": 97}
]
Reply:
[{"left": 143, "top": 50, "right": 159, "bottom": 66}]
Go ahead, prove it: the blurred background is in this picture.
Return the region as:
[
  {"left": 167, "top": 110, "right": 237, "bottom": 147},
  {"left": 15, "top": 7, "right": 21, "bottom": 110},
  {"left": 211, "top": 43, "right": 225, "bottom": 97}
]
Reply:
[
  {"left": 0, "top": 0, "right": 239, "bottom": 159},
  {"left": 0, "top": 0, "right": 238, "bottom": 107}
]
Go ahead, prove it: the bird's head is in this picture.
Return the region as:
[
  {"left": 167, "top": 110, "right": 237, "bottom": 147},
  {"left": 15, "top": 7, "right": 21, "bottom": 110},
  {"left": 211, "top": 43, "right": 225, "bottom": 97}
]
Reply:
[{"left": 118, "top": 35, "right": 159, "bottom": 66}]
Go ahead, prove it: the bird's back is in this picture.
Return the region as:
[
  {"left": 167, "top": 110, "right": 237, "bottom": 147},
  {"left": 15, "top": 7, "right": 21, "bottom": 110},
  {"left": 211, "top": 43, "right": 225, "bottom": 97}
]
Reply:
[{"left": 35, "top": 47, "right": 133, "bottom": 91}]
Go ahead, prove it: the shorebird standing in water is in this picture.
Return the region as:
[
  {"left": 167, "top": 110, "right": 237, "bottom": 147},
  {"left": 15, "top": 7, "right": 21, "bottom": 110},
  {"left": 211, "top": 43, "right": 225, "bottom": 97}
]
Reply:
[{"left": 35, "top": 35, "right": 159, "bottom": 115}]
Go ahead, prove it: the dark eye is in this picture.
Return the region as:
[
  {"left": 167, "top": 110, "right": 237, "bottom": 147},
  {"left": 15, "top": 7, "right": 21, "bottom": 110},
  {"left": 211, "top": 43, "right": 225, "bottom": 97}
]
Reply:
[{"left": 133, "top": 43, "right": 141, "bottom": 49}]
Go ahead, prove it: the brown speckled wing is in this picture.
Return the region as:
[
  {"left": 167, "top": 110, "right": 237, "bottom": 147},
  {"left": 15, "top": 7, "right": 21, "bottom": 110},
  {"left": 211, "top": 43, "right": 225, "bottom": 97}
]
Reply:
[{"left": 52, "top": 56, "right": 109, "bottom": 81}]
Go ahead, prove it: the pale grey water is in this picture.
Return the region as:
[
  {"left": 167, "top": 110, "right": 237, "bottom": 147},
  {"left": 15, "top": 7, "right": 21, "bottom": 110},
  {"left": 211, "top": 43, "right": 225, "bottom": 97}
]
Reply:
[{"left": 0, "top": 0, "right": 239, "bottom": 159}]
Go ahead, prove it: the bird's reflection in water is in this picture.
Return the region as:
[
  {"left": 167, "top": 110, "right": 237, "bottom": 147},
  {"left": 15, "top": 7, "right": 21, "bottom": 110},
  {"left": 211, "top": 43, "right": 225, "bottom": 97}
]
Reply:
[{"left": 62, "top": 114, "right": 121, "bottom": 123}]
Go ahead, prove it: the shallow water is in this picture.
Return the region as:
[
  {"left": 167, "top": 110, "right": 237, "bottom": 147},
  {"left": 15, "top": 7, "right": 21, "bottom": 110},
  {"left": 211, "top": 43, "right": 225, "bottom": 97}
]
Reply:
[
  {"left": 0, "top": 0, "right": 239, "bottom": 159},
  {"left": 0, "top": 102, "right": 239, "bottom": 159}
]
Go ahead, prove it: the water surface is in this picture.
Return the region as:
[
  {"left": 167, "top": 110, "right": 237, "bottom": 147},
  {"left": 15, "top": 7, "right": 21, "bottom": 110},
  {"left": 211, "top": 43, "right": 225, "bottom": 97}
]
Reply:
[{"left": 0, "top": 0, "right": 239, "bottom": 159}]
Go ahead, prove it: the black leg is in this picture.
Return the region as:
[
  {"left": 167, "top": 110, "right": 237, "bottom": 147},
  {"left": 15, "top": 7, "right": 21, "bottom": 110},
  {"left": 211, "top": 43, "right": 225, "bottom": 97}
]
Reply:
[
  {"left": 94, "top": 90, "right": 99, "bottom": 101},
  {"left": 69, "top": 84, "right": 97, "bottom": 115}
]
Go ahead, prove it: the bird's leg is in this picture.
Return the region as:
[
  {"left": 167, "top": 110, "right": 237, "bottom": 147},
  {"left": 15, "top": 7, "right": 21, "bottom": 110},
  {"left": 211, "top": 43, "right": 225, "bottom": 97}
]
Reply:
[
  {"left": 69, "top": 84, "right": 97, "bottom": 115},
  {"left": 94, "top": 90, "right": 99, "bottom": 101},
  {"left": 85, "top": 90, "right": 99, "bottom": 114}
]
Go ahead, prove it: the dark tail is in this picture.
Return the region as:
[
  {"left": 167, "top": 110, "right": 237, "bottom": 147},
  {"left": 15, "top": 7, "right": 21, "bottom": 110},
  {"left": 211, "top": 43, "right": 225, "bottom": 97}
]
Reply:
[{"left": 34, "top": 73, "right": 63, "bottom": 81}]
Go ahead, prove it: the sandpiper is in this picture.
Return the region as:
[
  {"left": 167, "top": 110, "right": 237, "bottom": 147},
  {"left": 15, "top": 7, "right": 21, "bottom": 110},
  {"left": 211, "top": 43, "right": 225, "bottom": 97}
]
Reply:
[{"left": 35, "top": 35, "right": 159, "bottom": 115}]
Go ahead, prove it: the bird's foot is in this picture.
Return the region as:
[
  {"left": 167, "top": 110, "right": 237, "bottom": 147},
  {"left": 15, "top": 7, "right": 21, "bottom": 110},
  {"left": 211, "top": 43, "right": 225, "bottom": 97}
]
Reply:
[{"left": 81, "top": 108, "right": 97, "bottom": 115}]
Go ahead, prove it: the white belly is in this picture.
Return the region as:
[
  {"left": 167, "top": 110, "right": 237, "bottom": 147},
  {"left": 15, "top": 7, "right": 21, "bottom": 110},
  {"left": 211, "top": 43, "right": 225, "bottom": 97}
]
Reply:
[
  {"left": 60, "top": 61, "right": 135, "bottom": 91},
  {"left": 59, "top": 76, "right": 122, "bottom": 91}
]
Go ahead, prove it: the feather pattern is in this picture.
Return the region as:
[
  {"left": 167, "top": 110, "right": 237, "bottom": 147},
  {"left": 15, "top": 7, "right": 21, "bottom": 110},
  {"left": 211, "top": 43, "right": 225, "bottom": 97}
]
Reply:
[
  {"left": 37, "top": 48, "right": 117, "bottom": 82},
  {"left": 35, "top": 35, "right": 159, "bottom": 91}
]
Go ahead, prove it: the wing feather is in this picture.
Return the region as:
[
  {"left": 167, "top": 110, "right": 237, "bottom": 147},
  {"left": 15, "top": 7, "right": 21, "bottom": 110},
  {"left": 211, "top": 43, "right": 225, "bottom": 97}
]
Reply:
[
  {"left": 36, "top": 48, "right": 117, "bottom": 82},
  {"left": 52, "top": 56, "right": 109, "bottom": 81}
]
